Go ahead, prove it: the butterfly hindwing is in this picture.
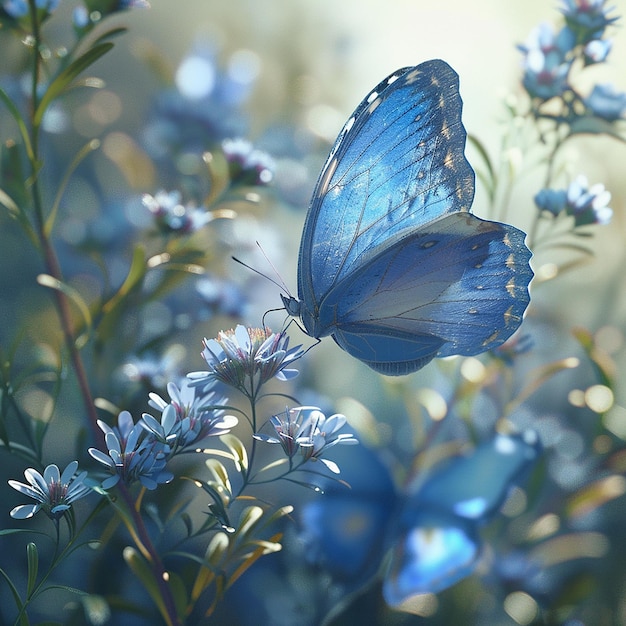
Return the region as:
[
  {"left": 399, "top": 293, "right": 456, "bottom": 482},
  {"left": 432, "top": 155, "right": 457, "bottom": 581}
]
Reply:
[
  {"left": 325, "top": 213, "right": 532, "bottom": 374},
  {"left": 383, "top": 431, "right": 541, "bottom": 605}
]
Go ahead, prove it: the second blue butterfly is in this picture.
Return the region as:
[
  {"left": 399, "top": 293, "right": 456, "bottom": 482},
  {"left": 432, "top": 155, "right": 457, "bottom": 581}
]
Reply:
[{"left": 283, "top": 59, "right": 533, "bottom": 375}]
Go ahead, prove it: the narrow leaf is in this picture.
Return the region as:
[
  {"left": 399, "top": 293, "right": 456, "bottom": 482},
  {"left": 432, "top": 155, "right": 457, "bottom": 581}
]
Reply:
[
  {"left": 45, "top": 139, "right": 101, "bottom": 236},
  {"left": 35, "top": 43, "right": 114, "bottom": 127},
  {"left": 0, "top": 86, "right": 34, "bottom": 160},
  {"left": 101, "top": 245, "right": 146, "bottom": 315},
  {"left": 37, "top": 274, "right": 92, "bottom": 333},
  {"left": 26, "top": 542, "right": 38, "bottom": 597},
  {"left": 227, "top": 532, "right": 283, "bottom": 588},
  {"left": 0, "top": 565, "right": 27, "bottom": 623},
  {"left": 219, "top": 434, "right": 249, "bottom": 473},
  {"left": 123, "top": 547, "right": 169, "bottom": 624}
]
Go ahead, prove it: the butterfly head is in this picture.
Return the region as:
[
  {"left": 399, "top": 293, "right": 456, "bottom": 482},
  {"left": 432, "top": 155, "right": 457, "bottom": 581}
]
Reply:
[{"left": 281, "top": 293, "right": 323, "bottom": 340}]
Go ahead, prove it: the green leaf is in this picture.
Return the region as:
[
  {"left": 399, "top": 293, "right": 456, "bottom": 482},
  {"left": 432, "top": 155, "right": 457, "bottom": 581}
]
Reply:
[
  {"left": 467, "top": 133, "right": 496, "bottom": 201},
  {"left": 96, "top": 245, "right": 146, "bottom": 342},
  {"left": 45, "top": 139, "right": 101, "bottom": 236},
  {"left": 235, "top": 506, "right": 264, "bottom": 537},
  {"left": 123, "top": 547, "right": 170, "bottom": 623},
  {"left": 167, "top": 571, "right": 188, "bottom": 619},
  {"left": 205, "top": 459, "right": 233, "bottom": 497},
  {"left": 37, "top": 274, "right": 93, "bottom": 340},
  {"left": 255, "top": 457, "right": 289, "bottom": 475},
  {"left": 219, "top": 433, "right": 249, "bottom": 473},
  {"left": 568, "top": 115, "right": 626, "bottom": 142},
  {"left": 34, "top": 43, "right": 114, "bottom": 127},
  {"left": 0, "top": 565, "right": 27, "bottom": 625},
  {"left": 26, "top": 543, "right": 38, "bottom": 598},
  {"left": 90, "top": 26, "right": 128, "bottom": 47},
  {"left": 0, "top": 86, "right": 34, "bottom": 161}
]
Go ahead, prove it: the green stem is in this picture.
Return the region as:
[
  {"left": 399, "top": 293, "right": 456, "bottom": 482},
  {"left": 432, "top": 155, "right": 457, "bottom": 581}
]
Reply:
[{"left": 26, "top": 1, "right": 101, "bottom": 443}]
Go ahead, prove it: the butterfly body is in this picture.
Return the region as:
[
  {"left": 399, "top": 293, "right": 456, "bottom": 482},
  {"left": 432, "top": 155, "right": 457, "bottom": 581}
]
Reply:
[{"left": 287, "top": 60, "right": 532, "bottom": 374}]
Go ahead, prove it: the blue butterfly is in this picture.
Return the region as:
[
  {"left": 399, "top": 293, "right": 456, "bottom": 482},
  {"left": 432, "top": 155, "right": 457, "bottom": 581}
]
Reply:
[
  {"left": 300, "top": 430, "right": 540, "bottom": 608},
  {"left": 283, "top": 60, "right": 533, "bottom": 375}
]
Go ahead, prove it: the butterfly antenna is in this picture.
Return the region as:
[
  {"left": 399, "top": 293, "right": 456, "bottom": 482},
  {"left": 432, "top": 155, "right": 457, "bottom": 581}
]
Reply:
[
  {"left": 231, "top": 241, "right": 293, "bottom": 297},
  {"left": 255, "top": 240, "right": 292, "bottom": 295}
]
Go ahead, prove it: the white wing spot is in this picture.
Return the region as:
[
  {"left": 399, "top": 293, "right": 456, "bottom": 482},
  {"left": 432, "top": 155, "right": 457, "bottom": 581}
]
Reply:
[
  {"left": 420, "top": 240, "right": 438, "bottom": 249},
  {"left": 317, "top": 158, "right": 338, "bottom": 197},
  {"left": 468, "top": 307, "right": 478, "bottom": 314},
  {"left": 367, "top": 90, "right": 379, "bottom": 104},
  {"left": 506, "top": 277, "right": 516, "bottom": 297},
  {"left": 367, "top": 97, "right": 382, "bottom": 115},
  {"left": 503, "top": 305, "right": 516, "bottom": 325}
]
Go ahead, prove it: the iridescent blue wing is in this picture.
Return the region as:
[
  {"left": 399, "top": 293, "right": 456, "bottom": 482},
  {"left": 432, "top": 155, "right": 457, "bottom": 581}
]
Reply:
[
  {"left": 383, "top": 431, "right": 541, "bottom": 605},
  {"left": 298, "top": 60, "right": 474, "bottom": 305},
  {"left": 294, "top": 59, "right": 532, "bottom": 375},
  {"left": 299, "top": 442, "right": 396, "bottom": 589},
  {"left": 327, "top": 213, "right": 532, "bottom": 375}
]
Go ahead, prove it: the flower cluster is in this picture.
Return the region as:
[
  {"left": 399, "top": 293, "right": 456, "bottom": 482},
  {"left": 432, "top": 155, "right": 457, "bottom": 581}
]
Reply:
[
  {"left": 518, "top": 22, "right": 574, "bottom": 101},
  {"left": 534, "top": 175, "right": 612, "bottom": 226},
  {"left": 88, "top": 411, "right": 173, "bottom": 490},
  {"left": 222, "top": 138, "right": 275, "bottom": 186},
  {"left": 188, "top": 325, "right": 303, "bottom": 397},
  {"left": 73, "top": 0, "right": 150, "bottom": 30},
  {"left": 254, "top": 406, "right": 358, "bottom": 473},
  {"left": 8, "top": 461, "right": 92, "bottom": 520},
  {"left": 2, "top": 0, "right": 59, "bottom": 20},
  {"left": 518, "top": 0, "right": 625, "bottom": 120},
  {"left": 142, "top": 379, "right": 236, "bottom": 456},
  {"left": 142, "top": 189, "right": 213, "bottom": 234}
]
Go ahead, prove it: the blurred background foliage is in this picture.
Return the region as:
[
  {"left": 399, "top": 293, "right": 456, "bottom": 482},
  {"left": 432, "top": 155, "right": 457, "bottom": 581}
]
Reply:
[{"left": 1, "top": 0, "right": 626, "bottom": 624}]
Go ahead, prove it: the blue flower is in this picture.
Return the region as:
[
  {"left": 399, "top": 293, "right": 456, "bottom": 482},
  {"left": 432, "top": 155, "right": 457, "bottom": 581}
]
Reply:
[
  {"left": 534, "top": 188, "right": 568, "bottom": 216},
  {"left": 254, "top": 406, "right": 358, "bottom": 473},
  {"left": 118, "top": 346, "right": 184, "bottom": 390},
  {"left": 141, "top": 379, "right": 236, "bottom": 456},
  {"left": 222, "top": 138, "right": 275, "bottom": 186},
  {"left": 195, "top": 274, "right": 248, "bottom": 318},
  {"left": 585, "top": 83, "right": 626, "bottom": 121},
  {"left": 88, "top": 411, "right": 173, "bottom": 490},
  {"left": 565, "top": 174, "right": 612, "bottom": 225},
  {"left": 8, "top": 461, "right": 92, "bottom": 520},
  {"left": 3, "top": 0, "right": 59, "bottom": 19},
  {"left": 519, "top": 23, "right": 575, "bottom": 100},
  {"left": 142, "top": 190, "right": 213, "bottom": 233},
  {"left": 583, "top": 38, "right": 612, "bottom": 64},
  {"left": 561, "top": 0, "right": 618, "bottom": 44},
  {"left": 188, "top": 325, "right": 303, "bottom": 397}
]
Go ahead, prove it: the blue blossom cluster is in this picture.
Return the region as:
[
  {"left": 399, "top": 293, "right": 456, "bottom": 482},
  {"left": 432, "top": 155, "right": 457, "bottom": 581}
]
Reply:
[
  {"left": 8, "top": 461, "right": 92, "bottom": 520},
  {"left": 188, "top": 324, "right": 304, "bottom": 398},
  {"left": 2, "top": 0, "right": 59, "bottom": 19},
  {"left": 519, "top": 0, "right": 625, "bottom": 121},
  {"left": 534, "top": 174, "right": 612, "bottom": 226},
  {"left": 253, "top": 406, "right": 358, "bottom": 473},
  {"left": 88, "top": 379, "right": 238, "bottom": 489},
  {"left": 142, "top": 189, "right": 214, "bottom": 234},
  {"left": 221, "top": 138, "right": 275, "bottom": 187}
]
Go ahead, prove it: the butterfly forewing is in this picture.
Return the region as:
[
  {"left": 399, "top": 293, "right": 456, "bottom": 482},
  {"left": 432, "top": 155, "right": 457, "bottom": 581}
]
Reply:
[{"left": 299, "top": 60, "right": 475, "bottom": 308}]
